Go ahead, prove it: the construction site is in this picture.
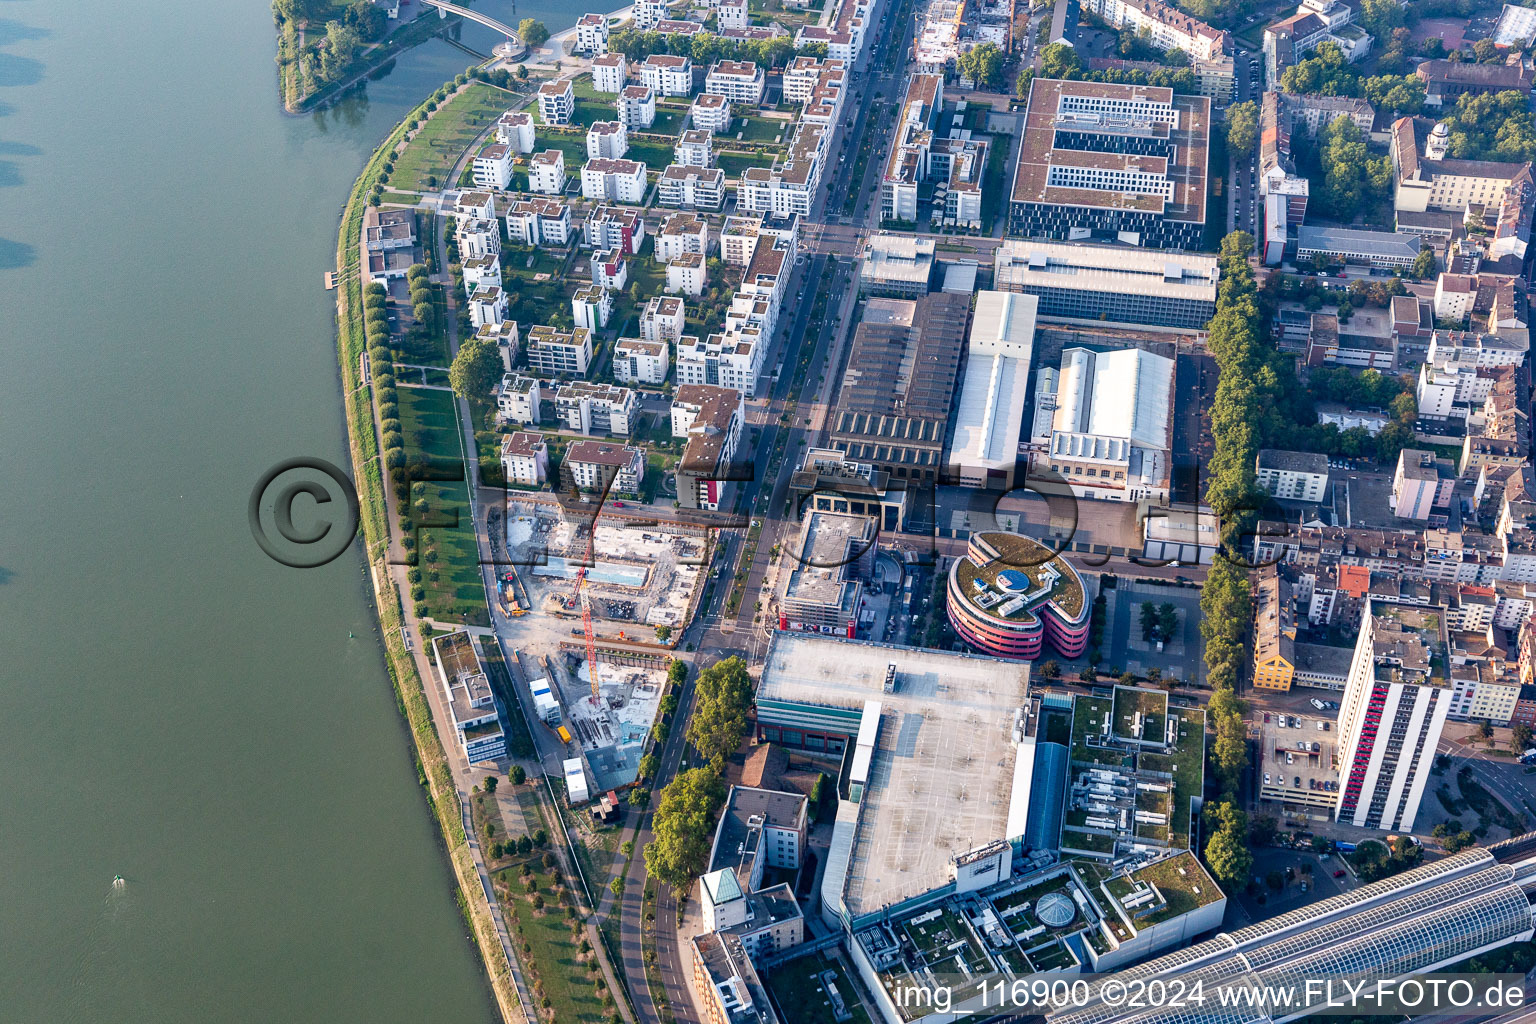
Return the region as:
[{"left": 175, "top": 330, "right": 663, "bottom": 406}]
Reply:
[{"left": 492, "top": 498, "right": 712, "bottom": 792}]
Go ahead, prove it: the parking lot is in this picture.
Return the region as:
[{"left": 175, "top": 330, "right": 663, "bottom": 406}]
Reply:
[{"left": 1234, "top": 847, "right": 1350, "bottom": 925}]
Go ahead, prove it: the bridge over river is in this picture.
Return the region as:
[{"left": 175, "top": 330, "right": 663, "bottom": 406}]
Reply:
[{"left": 422, "top": 0, "right": 527, "bottom": 59}]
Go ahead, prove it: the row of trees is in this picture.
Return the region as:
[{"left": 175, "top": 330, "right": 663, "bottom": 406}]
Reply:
[
  {"left": 1023, "top": 44, "right": 1200, "bottom": 99},
  {"left": 605, "top": 27, "right": 825, "bottom": 69},
  {"left": 1195, "top": 232, "right": 1275, "bottom": 890},
  {"left": 643, "top": 657, "right": 755, "bottom": 891}
]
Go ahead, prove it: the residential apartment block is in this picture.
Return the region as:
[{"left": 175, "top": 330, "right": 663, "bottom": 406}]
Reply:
[
  {"left": 613, "top": 337, "right": 670, "bottom": 385},
  {"left": 565, "top": 439, "right": 645, "bottom": 494},
  {"left": 505, "top": 198, "right": 571, "bottom": 247},
  {"left": 537, "top": 78, "right": 575, "bottom": 125},
  {"left": 554, "top": 382, "right": 637, "bottom": 437},
  {"left": 500, "top": 431, "right": 549, "bottom": 486},
  {"left": 525, "top": 324, "right": 593, "bottom": 377}
]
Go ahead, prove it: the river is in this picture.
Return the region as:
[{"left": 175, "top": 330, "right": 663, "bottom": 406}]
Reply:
[{"left": 0, "top": 1, "right": 576, "bottom": 1020}]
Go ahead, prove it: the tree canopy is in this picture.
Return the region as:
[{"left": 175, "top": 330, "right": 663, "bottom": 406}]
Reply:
[
  {"left": 643, "top": 768, "right": 726, "bottom": 890},
  {"left": 518, "top": 19, "right": 550, "bottom": 48},
  {"left": 1226, "top": 100, "right": 1258, "bottom": 155},
  {"left": 1439, "top": 89, "right": 1536, "bottom": 164},
  {"left": 957, "top": 43, "right": 1006, "bottom": 90},
  {"left": 686, "top": 656, "right": 754, "bottom": 770},
  {"left": 448, "top": 333, "right": 502, "bottom": 406}
]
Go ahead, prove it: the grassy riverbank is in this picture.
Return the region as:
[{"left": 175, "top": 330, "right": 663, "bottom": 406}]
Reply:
[{"left": 332, "top": 95, "right": 523, "bottom": 1024}]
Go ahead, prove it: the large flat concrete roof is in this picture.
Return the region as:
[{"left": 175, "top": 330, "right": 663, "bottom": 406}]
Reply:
[{"left": 760, "top": 634, "right": 1029, "bottom": 920}]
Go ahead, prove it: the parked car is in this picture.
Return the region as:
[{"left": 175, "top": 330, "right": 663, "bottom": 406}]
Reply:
[{"left": 1333, "top": 869, "right": 1346, "bottom": 878}]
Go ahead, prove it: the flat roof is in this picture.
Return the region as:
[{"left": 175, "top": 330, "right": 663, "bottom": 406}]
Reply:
[
  {"left": 949, "top": 294, "right": 1036, "bottom": 473},
  {"left": 993, "top": 239, "right": 1218, "bottom": 303},
  {"left": 759, "top": 635, "right": 1029, "bottom": 919},
  {"left": 780, "top": 511, "right": 873, "bottom": 614},
  {"left": 1012, "top": 78, "right": 1208, "bottom": 224},
  {"left": 1298, "top": 225, "right": 1421, "bottom": 260}
]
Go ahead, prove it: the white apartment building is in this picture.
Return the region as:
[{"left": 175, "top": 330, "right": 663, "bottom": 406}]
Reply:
[
  {"left": 672, "top": 383, "right": 745, "bottom": 510},
  {"left": 584, "top": 205, "right": 646, "bottom": 254},
  {"left": 456, "top": 218, "right": 501, "bottom": 260},
  {"left": 592, "top": 54, "right": 627, "bottom": 97},
  {"left": 496, "top": 373, "right": 543, "bottom": 424},
  {"left": 632, "top": 0, "right": 669, "bottom": 30},
  {"left": 525, "top": 325, "right": 593, "bottom": 376},
  {"left": 1081, "top": 0, "right": 1225, "bottom": 61},
  {"left": 676, "top": 330, "right": 764, "bottom": 397},
  {"left": 471, "top": 142, "right": 513, "bottom": 189},
  {"left": 618, "top": 85, "right": 657, "bottom": 129},
  {"left": 690, "top": 93, "right": 732, "bottom": 134},
  {"left": 586, "top": 120, "right": 629, "bottom": 160},
  {"left": 580, "top": 157, "right": 647, "bottom": 203},
  {"left": 462, "top": 253, "right": 502, "bottom": 297},
  {"left": 469, "top": 286, "right": 509, "bottom": 329},
  {"left": 452, "top": 190, "right": 496, "bottom": 224},
  {"left": 500, "top": 431, "right": 549, "bottom": 486},
  {"left": 1334, "top": 600, "right": 1452, "bottom": 832},
  {"left": 1254, "top": 449, "right": 1330, "bottom": 503},
  {"left": 705, "top": 60, "right": 765, "bottom": 104},
  {"left": 565, "top": 439, "right": 646, "bottom": 494},
  {"left": 1392, "top": 449, "right": 1455, "bottom": 520},
  {"left": 537, "top": 78, "right": 575, "bottom": 125},
  {"left": 477, "top": 320, "right": 520, "bottom": 372},
  {"left": 555, "top": 382, "right": 638, "bottom": 436},
  {"left": 591, "top": 248, "right": 628, "bottom": 292},
  {"left": 571, "top": 284, "right": 612, "bottom": 331},
  {"left": 658, "top": 164, "right": 725, "bottom": 210},
  {"left": 655, "top": 212, "right": 708, "bottom": 262},
  {"left": 642, "top": 295, "right": 687, "bottom": 343},
  {"left": 505, "top": 198, "right": 571, "bottom": 247},
  {"left": 667, "top": 252, "right": 707, "bottom": 297},
  {"left": 495, "top": 111, "right": 536, "bottom": 153},
  {"left": 718, "top": 0, "right": 750, "bottom": 30},
  {"left": 574, "top": 12, "right": 609, "bottom": 54},
  {"left": 738, "top": 122, "right": 826, "bottom": 216},
  {"left": 674, "top": 129, "right": 713, "bottom": 168},
  {"left": 528, "top": 150, "right": 567, "bottom": 195},
  {"left": 641, "top": 54, "right": 693, "bottom": 97},
  {"left": 1434, "top": 273, "right": 1476, "bottom": 323},
  {"left": 613, "top": 337, "right": 671, "bottom": 385}
]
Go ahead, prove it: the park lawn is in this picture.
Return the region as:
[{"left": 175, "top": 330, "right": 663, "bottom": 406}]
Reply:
[
  {"left": 498, "top": 866, "right": 612, "bottom": 1023},
  {"left": 626, "top": 138, "right": 677, "bottom": 172},
  {"left": 397, "top": 386, "right": 488, "bottom": 626},
  {"left": 533, "top": 131, "right": 591, "bottom": 172},
  {"left": 390, "top": 82, "right": 515, "bottom": 192},
  {"left": 650, "top": 106, "right": 687, "bottom": 136},
  {"left": 508, "top": 276, "right": 574, "bottom": 328},
  {"left": 730, "top": 112, "right": 792, "bottom": 144},
  {"left": 626, "top": 254, "right": 668, "bottom": 298},
  {"left": 718, "top": 150, "right": 777, "bottom": 176}
]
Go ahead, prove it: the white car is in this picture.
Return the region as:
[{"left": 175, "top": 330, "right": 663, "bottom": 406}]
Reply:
[{"left": 1310, "top": 698, "right": 1326, "bottom": 710}]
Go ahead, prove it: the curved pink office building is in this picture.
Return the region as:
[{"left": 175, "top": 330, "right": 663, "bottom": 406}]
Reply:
[{"left": 946, "top": 532, "right": 1090, "bottom": 661}]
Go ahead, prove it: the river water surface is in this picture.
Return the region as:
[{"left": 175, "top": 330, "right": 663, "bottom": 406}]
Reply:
[{"left": 0, "top": 1, "right": 575, "bottom": 1019}]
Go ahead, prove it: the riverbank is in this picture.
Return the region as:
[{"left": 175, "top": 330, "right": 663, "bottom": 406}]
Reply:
[
  {"left": 278, "top": 9, "right": 461, "bottom": 113},
  {"left": 330, "top": 100, "right": 524, "bottom": 1024}
]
